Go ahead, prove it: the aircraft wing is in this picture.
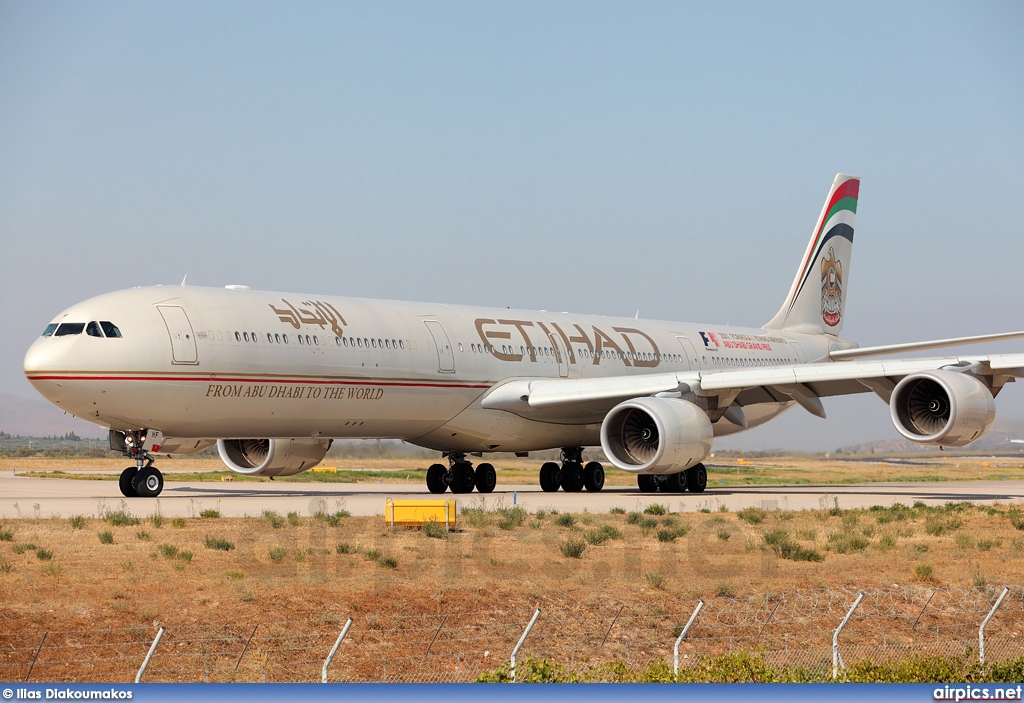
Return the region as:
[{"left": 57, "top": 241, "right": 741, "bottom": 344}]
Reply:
[{"left": 480, "top": 354, "right": 1024, "bottom": 422}]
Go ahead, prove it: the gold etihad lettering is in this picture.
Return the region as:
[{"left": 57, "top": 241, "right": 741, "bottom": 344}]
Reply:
[
  {"left": 473, "top": 318, "right": 662, "bottom": 368},
  {"left": 269, "top": 299, "right": 348, "bottom": 338},
  {"left": 205, "top": 383, "right": 383, "bottom": 401}
]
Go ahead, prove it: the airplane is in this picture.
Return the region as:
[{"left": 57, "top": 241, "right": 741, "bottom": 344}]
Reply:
[{"left": 23, "top": 174, "right": 1024, "bottom": 498}]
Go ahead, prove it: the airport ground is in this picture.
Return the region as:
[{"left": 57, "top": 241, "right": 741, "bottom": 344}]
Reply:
[{"left": 2, "top": 455, "right": 1024, "bottom": 681}]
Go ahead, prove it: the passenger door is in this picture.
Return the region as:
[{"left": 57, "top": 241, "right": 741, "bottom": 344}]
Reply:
[{"left": 156, "top": 305, "right": 198, "bottom": 364}]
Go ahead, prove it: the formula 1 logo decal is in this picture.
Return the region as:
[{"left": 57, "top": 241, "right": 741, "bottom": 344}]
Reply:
[
  {"left": 698, "top": 331, "right": 720, "bottom": 348},
  {"left": 821, "top": 247, "right": 843, "bottom": 327}
]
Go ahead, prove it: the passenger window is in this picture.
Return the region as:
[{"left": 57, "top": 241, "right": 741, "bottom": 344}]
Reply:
[
  {"left": 357, "top": 338, "right": 363, "bottom": 348},
  {"left": 313, "top": 336, "right": 319, "bottom": 346},
  {"left": 377, "top": 338, "right": 383, "bottom": 348},
  {"left": 392, "top": 339, "right": 397, "bottom": 349},
  {"left": 55, "top": 323, "right": 85, "bottom": 336},
  {"left": 267, "top": 333, "right": 273, "bottom": 343},
  {"left": 275, "top": 333, "right": 281, "bottom": 344},
  {"left": 251, "top": 331, "right": 257, "bottom": 342},
  {"left": 42, "top": 323, "right": 58, "bottom": 337},
  {"left": 86, "top": 322, "right": 103, "bottom": 337},
  {"left": 399, "top": 340, "right": 405, "bottom": 350},
  {"left": 235, "top": 332, "right": 241, "bottom": 342},
  {"left": 243, "top": 332, "right": 250, "bottom": 342},
  {"left": 335, "top": 337, "right": 341, "bottom": 346},
  {"left": 283, "top": 335, "right": 289, "bottom": 344},
  {"left": 299, "top": 335, "right": 304, "bottom": 345}
]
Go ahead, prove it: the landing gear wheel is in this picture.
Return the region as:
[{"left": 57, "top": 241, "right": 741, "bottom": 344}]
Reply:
[
  {"left": 426, "top": 463, "right": 448, "bottom": 494},
  {"left": 539, "top": 462, "right": 560, "bottom": 492},
  {"left": 665, "top": 471, "right": 687, "bottom": 493},
  {"left": 119, "top": 467, "right": 138, "bottom": 498},
  {"left": 686, "top": 463, "right": 708, "bottom": 493},
  {"left": 561, "top": 462, "right": 584, "bottom": 492},
  {"left": 637, "top": 474, "right": 658, "bottom": 493},
  {"left": 475, "top": 463, "right": 496, "bottom": 493},
  {"left": 133, "top": 467, "right": 164, "bottom": 498},
  {"left": 583, "top": 462, "right": 605, "bottom": 492},
  {"left": 451, "top": 464, "right": 476, "bottom": 494}
]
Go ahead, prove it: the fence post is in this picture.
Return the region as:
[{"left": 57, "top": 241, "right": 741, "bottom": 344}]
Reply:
[
  {"left": 979, "top": 587, "right": 1010, "bottom": 665},
  {"left": 832, "top": 592, "right": 863, "bottom": 679},
  {"left": 322, "top": 618, "right": 353, "bottom": 683},
  {"left": 135, "top": 626, "right": 165, "bottom": 683},
  {"left": 234, "top": 624, "right": 259, "bottom": 671},
  {"left": 673, "top": 600, "right": 704, "bottom": 679},
  {"left": 25, "top": 632, "right": 47, "bottom": 682},
  {"left": 510, "top": 609, "right": 541, "bottom": 683}
]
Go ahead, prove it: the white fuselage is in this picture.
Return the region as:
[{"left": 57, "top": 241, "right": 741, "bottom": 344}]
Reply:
[{"left": 24, "top": 285, "right": 832, "bottom": 454}]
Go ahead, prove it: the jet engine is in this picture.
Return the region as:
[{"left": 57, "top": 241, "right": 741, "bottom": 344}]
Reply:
[
  {"left": 600, "top": 397, "right": 713, "bottom": 474},
  {"left": 216, "top": 438, "right": 333, "bottom": 477},
  {"left": 889, "top": 370, "right": 995, "bottom": 447}
]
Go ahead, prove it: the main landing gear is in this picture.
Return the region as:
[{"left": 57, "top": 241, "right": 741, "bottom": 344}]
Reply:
[
  {"left": 539, "top": 448, "right": 605, "bottom": 493},
  {"left": 426, "top": 453, "right": 497, "bottom": 495},
  {"left": 117, "top": 432, "right": 165, "bottom": 498},
  {"left": 637, "top": 463, "right": 707, "bottom": 494}
]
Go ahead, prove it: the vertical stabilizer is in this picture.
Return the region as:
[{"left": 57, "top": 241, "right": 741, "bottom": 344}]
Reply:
[{"left": 763, "top": 173, "right": 859, "bottom": 336}]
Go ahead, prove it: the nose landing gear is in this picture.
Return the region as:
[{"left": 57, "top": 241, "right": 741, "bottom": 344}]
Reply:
[{"left": 114, "top": 431, "right": 165, "bottom": 498}]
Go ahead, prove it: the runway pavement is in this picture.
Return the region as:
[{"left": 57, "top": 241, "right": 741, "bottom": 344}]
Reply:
[{"left": 2, "top": 470, "right": 1023, "bottom": 519}]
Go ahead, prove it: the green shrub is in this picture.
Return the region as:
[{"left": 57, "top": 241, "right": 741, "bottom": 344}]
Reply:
[
  {"left": 715, "top": 582, "right": 735, "bottom": 598},
  {"left": 136, "top": 531, "right": 150, "bottom": 541},
  {"left": 645, "top": 571, "right": 665, "bottom": 589},
  {"left": 364, "top": 548, "right": 382, "bottom": 561},
  {"left": 1007, "top": 509, "right": 1024, "bottom": 531},
  {"left": 737, "top": 508, "right": 766, "bottom": 525},
  {"left": 105, "top": 509, "right": 140, "bottom": 527},
  {"left": 176, "top": 550, "right": 193, "bottom": 563},
  {"left": 423, "top": 520, "right": 448, "bottom": 539},
  {"left": 0, "top": 557, "right": 11, "bottom": 573},
  {"left": 977, "top": 539, "right": 1000, "bottom": 551},
  {"left": 764, "top": 530, "right": 824, "bottom": 562},
  {"left": 149, "top": 514, "right": 164, "bottom": 528},
  {"left": 827, "top": 531, "right": 870, "bottom": 554},
  {"left": 158, "top": 544, "right": 179, "bottom": 559},
  {"left": 560, "top": 538, "right": 587, "bottom": 558},
  {"left": 638, "top": 516, "right": 658, "bottom": 530},
  {"left": 225, "top": 570, "right": 245, "bottom": 580},
  {"left": 656, "top": 529, "right": 677, "bottom": 543},
  {"left": 205, "top": 536, "right": 235, "bottom": 551},
  {"left": 262, "top": 510, "right": 285, "bottom": 529},
  {"left": 69, "top": 515, "right": 86, "bottom": 530},
  {"left": 378, "top": 556, "right": 398, "bottom": 569},
  {"left": 555, "top": 514, "right": 576, "bottom": 528},
  {"left": 717, "top": 530, "right": 731, "bottom": 541},
  {"left": 199, "top": 509, "right": 221, "bottom": 518},
  {"left": 585, "top": 524, "right": 623, "bottom": 545},
  {"left": 36, "top": 548, "right": 53, "bottom": 561},
  {"left": 955, "top": 533, "right": 975, "bottom": 550},
  {"left": 915, "top": 563, "right": 935, "bottom": 580},
  {"left": 336, "top": 542, "right": 355, "bottom": 554},
  {"left": 171, "top": 517, "right": 186, "bottom": 529},
  {"left": 609, "top": 507, "right": 626, "bottom": 515},
  {"left": 268, "top": 546, "right": 286, "bottom": 563},
  {"left": 626, "top": 512, "right": 642, "bottom": 525},
  {"left": 287, "top": 511, "right": 302, "bottom": 526},
  {"left": 877, "top": 532, "right": 897, "bottom": 551},
  {"left": 98, "top": 531, "right": 114, "bottom": 545},
  {"left": 496, "top": 506, "right": 528, "bottom": 530},
  {"left": 0, "top": 526, "right": 14, "bottom": 541},
  {"left": 643, "top": 503, "right": 667, "bottom": 516}
]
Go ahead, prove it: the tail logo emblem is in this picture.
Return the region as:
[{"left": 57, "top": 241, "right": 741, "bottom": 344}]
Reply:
[{"left": 821, "top": 247, "right": 843, "bottom": 327}]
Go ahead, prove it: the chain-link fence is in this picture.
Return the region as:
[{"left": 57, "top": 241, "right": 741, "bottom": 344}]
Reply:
[{"left": 3, "top": 585, "right": 1024, "bottom": 683}]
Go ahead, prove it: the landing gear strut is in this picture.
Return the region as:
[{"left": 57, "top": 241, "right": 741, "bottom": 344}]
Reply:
[
  {"left": 636, "top": 463, "right": 707, "bottom": 494},
  {"left": 425, "top": 453, "right": 497, "bottom": 494},
  {"left": 116, "top": 431, "right": 165, "bottom": 498},
  {"left": 539, "top": 448, "right": 605, "bottom": 493}
]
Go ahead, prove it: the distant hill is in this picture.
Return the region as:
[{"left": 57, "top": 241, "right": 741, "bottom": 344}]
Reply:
[{"left": 0, "top": 392, "right": 105, "bottom": 438}]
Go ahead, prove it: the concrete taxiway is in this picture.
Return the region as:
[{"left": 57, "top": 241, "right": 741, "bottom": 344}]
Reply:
[{"left": 2, "top": 470, "right": 1023, "bottom": 519}]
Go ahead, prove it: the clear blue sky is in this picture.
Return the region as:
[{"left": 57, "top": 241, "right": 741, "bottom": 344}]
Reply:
[{"left": 2, "top": 1, "right": 1023, "bottom": 449}]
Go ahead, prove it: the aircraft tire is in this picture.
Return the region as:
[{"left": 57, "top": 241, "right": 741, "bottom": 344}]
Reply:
[
  {"left": 451, "top": 464, "right": 476, "bottom": 494},
  {"left": 686, "top": 464, "right": 708, "bottom": 493},
  {"left": 475, "top": 463, "right": 497, "bottom": 493},
  {"left": 539, "top": 462, "right": 560, "bottom": 492},
  {"left": 561, "top": 462, "right": 584, "bottom": 492},
  {"left": 426, "top": 464, "right": 448, "bottom": 494},
  {"left": 119, "top": 467, "right": 138, "bottom": 498},
  {"left": 637, "top": 474, "right": 658, "bottom": 493},
  {"left": 583, "top": 462, "right": 605, "bottom": 492},
  {"left": 133, "top": 467, "right": 164, "bottom": 498},
  {"left": 664, "top": 471, "right": 687, "bottom": 493}
]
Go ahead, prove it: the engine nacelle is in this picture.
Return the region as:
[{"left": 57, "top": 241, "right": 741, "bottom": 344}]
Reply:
[
  {"left": 600, "top": 397, "right": 713, "bottom": 474},
  {"left": 216, "top": 438, "right": 333, "bottom": 477},
  {"left": 889, "top": 370, "right": 995, "bottom": 447}
]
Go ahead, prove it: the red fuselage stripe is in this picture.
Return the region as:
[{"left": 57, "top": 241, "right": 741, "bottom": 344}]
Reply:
[{"left": 26, "top": 375, "right": 493, "bottom": 389}]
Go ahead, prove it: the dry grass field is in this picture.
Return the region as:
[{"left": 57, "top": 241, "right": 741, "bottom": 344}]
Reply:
[{"left": 2, "top": 494, "right": 1024, "bottom": 681}]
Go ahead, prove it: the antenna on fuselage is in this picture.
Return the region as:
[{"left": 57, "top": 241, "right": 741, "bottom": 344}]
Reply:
[{"left": 180, "top": 275, "right": 188, "bottom": 286}]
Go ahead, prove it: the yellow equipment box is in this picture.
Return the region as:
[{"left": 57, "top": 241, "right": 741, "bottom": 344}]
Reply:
[{"left": 385, "top": 499, "right": 457, "bottom": 528}]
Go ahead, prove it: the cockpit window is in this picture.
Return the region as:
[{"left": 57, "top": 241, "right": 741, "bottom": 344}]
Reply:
[
  {"left": 100, "top": 322, "right": 122, "bottom": 338},
  {"left": 86, "top": 322, "right": 103, "bottom": 338},
  {"left": 54, "top": 322, "right": 85, "bottom": 336},
  {"left": 42, "top": 324, "right": 58, "bottom": 337}
]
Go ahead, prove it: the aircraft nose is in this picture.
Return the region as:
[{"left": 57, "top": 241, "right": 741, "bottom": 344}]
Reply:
[{"left": 23, "top": 337, "right": 71, "bottom": 379}]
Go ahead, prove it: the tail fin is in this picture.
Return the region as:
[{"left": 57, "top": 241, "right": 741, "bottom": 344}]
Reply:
[{"left": 763, "top": 173, "right": 860, "bottom": 336}]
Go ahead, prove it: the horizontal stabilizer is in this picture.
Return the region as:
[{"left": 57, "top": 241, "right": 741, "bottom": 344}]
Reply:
[{"left": 830, "top": 331, "right": 1024, "bottom": 360}]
